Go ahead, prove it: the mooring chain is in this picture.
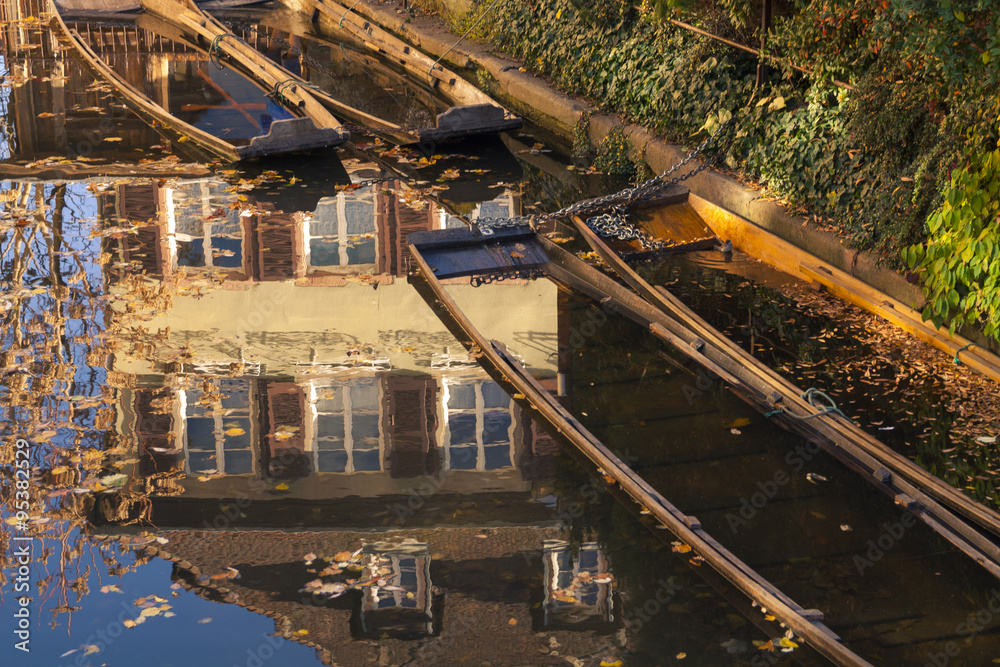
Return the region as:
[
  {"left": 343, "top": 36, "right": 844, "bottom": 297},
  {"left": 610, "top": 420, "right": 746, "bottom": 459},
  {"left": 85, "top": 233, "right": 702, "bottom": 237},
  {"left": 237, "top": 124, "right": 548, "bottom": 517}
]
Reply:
[
  {"left": 585, "top": 208, "right": 666, "bottom": 251},
  {"left": 470, "top": 268, "right": 544, "bottom": 287},
  {"left": 345, "top": 175, "right": 397, "bottom": 188},
  {"left": 474, "top": 109, "right": 740, "bottom": 236}
]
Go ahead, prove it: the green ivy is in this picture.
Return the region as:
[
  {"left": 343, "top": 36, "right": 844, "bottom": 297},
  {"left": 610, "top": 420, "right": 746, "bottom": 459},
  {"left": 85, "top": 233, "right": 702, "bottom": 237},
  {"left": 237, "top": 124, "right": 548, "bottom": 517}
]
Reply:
[
  {"left": 906, "top": 127, "right": 1000, "bottom": 338},
  {"left": 478, "top": 0, "right": 1000, "bottom": 340},
  {"left": 594, "top": 126, "right": 639, "bottom": 177}
]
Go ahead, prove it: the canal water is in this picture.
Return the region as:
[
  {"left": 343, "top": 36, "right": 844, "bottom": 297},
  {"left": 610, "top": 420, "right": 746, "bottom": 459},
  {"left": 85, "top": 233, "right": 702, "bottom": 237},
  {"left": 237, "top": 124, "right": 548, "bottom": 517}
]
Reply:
[{"left": 1, "top": 8, "right": 1000, "bottom": 667}]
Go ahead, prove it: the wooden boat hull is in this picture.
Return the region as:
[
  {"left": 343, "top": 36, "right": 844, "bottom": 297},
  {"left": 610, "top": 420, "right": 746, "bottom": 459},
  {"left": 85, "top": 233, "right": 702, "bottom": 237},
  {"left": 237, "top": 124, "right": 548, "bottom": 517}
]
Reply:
[
  {"left": 279, "top": 0, "right": 522, "bottom": 144},
  {"left": 407, "top": 225, "right": 870, "bottom": 667},
  {"left": 685, "top": 192, "right": 1000, "bottom": 382},
  {"left": 567, "top": 195, "right": 1000, "bottom": 576},
  {"left": 49, "top": 3, "right": 346, "bottom": 161},
  {"left": 138, "top": 0, "right": 354, "bottom": 143}
]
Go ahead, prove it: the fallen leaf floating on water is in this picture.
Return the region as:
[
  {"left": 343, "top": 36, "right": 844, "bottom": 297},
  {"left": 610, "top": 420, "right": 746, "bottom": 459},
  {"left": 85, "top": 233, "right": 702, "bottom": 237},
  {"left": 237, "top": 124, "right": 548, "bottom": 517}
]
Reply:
[
  {"left": 197, "top": 618, "right": 212, "bottom": 624},
  {"left": 303, "top": 552, "right": 317, "bottom": 564},
  {"left": 779, "top": 637, "right": 799, "bottom": 651},
  {"left": 671, "top": 543, "right": 692, "bottom": 554},
  {"left": 100, "top": 585, "right": 122, "bottom": 594},
  {"left": 274, "top": 483, "right": 290, "bottom": 490}
]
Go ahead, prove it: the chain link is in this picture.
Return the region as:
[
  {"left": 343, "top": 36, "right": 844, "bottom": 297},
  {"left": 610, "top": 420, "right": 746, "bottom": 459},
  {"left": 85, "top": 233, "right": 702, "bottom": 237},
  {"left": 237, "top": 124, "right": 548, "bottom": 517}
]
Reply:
[
  {"left": 473, "top": 109, "right": 740, "bottom": 235},
  {"left": 471, "top": 268, "right": 544, "bottom": 286},
  {"left": 584, "top": 206, "right": 666, "bottom": 250}
]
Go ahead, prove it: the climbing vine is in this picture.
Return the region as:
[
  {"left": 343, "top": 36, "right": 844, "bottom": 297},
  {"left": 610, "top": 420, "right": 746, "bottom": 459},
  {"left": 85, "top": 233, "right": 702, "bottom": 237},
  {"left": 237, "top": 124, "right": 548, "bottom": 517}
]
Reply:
[
  {"left": 906, "top": 127, "right": 1000, "bottom": 338},
  {"left": 474, "top": 0, "right": 1000, "bottom": 341}
]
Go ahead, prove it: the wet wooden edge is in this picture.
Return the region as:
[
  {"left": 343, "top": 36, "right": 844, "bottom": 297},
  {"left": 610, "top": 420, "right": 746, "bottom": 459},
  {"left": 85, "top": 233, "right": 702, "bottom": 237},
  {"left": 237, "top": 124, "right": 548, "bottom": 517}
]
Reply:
[
  {"left": 688, "top": 193, "right": 1000, "bottom": 383},
  {"left": 48, "top": 0, "right": 243, "bottom": 162},
  {"left": 407, "top": 231, "right": 872, "bottom": 667},
  {"left": 568, "top": 210, "right": 1000, "bottom": 577}
]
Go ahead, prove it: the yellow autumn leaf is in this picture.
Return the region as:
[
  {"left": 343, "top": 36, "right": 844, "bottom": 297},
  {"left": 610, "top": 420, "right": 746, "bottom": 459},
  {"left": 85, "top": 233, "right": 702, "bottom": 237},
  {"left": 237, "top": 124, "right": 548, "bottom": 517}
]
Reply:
[
  {"left": 140, "top": 606, "right": 161, "bottom": 618},
  {"left": 274, "top": 483, "right": 289, "bottom": 490},
  {"left": 779, "top": 637, "right": 798, "bottom": 649},
  {"left": 672, "top": 543, "right": 692, "bottom": 553},
  {"left": 294, "top": 629, "right": 309, "bottom": 636},
  {"left": 224, "top": 427, "right": 245, "bottom": 436}
]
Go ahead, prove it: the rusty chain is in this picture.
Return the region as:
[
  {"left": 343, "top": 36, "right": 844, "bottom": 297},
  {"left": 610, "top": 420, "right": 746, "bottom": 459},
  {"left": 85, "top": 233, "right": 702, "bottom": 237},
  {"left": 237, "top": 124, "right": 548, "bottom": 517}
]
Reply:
[{"left": 475, "top": 109, "right": 740, "bottom": 235}]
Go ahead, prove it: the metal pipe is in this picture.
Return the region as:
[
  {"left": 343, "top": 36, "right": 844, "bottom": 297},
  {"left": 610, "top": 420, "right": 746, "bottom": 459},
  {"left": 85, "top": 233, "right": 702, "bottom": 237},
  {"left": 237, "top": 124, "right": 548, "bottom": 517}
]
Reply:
[{"left": 665, "top": 17, "right": 856, "bottom": 91}]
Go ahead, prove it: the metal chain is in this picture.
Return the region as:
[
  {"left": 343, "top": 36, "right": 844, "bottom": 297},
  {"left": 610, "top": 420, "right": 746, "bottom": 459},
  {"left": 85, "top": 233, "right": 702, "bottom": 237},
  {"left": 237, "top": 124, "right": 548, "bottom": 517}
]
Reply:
[
  {"left": 471, "top": 268, "right": 544, "bottom": 286},
  {"left": 585, "top": 207, "right": 666, "bottom": 250},
  {"left": 475, "top": 109, "right": 740, "bottom": 236}
]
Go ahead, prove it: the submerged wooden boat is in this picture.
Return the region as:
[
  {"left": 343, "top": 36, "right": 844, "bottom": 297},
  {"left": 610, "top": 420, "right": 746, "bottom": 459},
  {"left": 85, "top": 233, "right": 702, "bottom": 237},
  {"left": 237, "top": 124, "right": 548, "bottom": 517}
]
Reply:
[
  {"left": 568, "top": 188, "right": 1000, "bottom": 551},
  {"left": 409, "top": 217, "right": 1000, "bottom": 663},
  {"left": 408, "top": 224, "right": 869, "bottom": 667},
  {"left": 138, "top": 0, "right": 521, "bottom": 145},
  {"left": 49, "top": 2, "right": 347, "bottom": 161},
  {"left": 279, "top": 0, "right": 522, "bottom": 144}
]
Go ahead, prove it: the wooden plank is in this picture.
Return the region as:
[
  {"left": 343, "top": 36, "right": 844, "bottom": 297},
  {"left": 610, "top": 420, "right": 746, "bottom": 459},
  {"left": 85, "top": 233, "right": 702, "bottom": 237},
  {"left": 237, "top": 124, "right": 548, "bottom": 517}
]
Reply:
[
  {"left": 687, "top": 193, "right": 1000, "bottom": 385},
  {"left": 48, "top": 2, "right": 242, "bottom": 162},
  {"left": 567, "top": 208, "right": 1000, "bottom": 578},
  {"left": 281, "top": 0, "right": 523, "bottom": 141},
  {"left": 408, "top": 231, "right": 870, "bottom": 667}
]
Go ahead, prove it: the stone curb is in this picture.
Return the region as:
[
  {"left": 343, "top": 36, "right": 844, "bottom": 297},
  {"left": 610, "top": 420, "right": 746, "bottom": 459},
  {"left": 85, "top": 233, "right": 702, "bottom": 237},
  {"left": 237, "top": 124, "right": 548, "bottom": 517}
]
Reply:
[{"left": 355, "top": 0, "right": 925, "bottom": 309}]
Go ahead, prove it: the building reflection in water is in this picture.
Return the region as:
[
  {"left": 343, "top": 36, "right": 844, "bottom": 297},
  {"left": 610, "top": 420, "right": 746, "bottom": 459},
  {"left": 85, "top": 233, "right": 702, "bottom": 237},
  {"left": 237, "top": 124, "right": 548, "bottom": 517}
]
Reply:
[{"left": 89, "top": 170, "right": 625, "bottom": 664}]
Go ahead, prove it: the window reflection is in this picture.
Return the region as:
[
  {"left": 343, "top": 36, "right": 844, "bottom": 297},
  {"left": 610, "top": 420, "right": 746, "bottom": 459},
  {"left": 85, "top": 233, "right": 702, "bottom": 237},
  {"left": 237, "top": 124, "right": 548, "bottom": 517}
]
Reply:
[
  {"left": 442, "top": 379, "right": 514, "bottom": 471},
  {"left": 542, "top": 540, "right": 618, "bottom": 630},
  {"left": 310, "top": 379, "right": 383, "bottom": 473},
  {"left": 309, "top": 188, "right": 378, "bottom": 272},
  {"left": 181, "top": 378, "right": 255, "bottom": 475},
  {"left": 354, "top": 543, "right": 436, "bottom": 640}
]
